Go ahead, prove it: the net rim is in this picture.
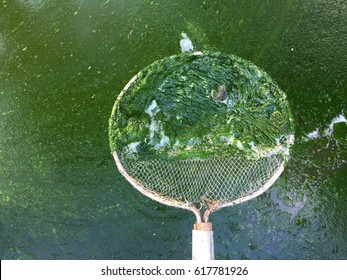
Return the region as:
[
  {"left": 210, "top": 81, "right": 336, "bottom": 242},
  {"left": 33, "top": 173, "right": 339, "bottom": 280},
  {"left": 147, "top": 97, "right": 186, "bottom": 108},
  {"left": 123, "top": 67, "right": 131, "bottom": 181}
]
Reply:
[{"left": 110, "top": 51, "right": 294, "bottom": 222}]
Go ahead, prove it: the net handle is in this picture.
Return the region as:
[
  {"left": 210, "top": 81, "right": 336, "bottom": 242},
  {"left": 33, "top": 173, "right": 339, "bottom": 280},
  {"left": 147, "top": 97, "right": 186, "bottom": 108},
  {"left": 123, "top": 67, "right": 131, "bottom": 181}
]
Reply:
[
  {"left": 192, "top": 222, "right": 214, "bottom": 260},
  {"left": 113, "top": 151, "right": 203, "bottom": 223}
]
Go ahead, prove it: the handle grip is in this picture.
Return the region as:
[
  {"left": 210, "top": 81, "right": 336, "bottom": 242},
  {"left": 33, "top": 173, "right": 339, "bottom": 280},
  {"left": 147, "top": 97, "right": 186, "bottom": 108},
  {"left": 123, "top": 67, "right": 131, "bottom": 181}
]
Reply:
[{"left": 192, "top": 222, "right": 214, "bottom": 260}]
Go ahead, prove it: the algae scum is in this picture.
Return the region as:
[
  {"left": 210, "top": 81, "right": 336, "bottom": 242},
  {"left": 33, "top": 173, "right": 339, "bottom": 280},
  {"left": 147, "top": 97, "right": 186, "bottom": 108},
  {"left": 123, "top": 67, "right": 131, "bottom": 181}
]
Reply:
[
  {"left": 109, "top": 51, "right": 294, "bottom": 160},
  {"left": 0, "top": 0, "right": 346, "bottom": 259}
]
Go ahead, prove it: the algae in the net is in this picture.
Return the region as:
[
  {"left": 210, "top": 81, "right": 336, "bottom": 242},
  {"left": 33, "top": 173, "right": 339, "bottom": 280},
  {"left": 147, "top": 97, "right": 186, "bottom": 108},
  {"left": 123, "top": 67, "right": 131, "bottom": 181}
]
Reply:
[{"left": 109, "top": 51, "right": 294, "bottom": 160}]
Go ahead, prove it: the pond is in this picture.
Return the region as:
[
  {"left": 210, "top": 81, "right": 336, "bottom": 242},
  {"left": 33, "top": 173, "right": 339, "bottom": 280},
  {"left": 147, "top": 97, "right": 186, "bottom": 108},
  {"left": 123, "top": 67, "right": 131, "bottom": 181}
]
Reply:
[{"left": 0, "top": 0, "right": 346, "bottom": 259}]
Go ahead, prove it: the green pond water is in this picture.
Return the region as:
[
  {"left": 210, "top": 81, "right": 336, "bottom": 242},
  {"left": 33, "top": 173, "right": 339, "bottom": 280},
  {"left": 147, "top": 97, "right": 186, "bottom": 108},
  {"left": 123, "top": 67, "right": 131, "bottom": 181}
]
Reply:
[{"left": 0, "top": 0, "right": 346, "bottom": 259}]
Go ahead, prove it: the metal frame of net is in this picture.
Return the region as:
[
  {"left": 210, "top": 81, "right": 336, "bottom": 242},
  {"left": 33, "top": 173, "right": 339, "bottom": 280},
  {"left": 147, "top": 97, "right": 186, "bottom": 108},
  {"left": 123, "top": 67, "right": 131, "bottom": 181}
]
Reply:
[{"left": 110, "top": 51, "right": 294, "bottom": 223}]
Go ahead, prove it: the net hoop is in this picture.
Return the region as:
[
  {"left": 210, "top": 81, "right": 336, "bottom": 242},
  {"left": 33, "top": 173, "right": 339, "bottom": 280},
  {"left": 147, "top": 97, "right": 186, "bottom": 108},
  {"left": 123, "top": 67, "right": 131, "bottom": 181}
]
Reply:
[{"left": 110, "top": 51, "right": 294, "bottom": 223}]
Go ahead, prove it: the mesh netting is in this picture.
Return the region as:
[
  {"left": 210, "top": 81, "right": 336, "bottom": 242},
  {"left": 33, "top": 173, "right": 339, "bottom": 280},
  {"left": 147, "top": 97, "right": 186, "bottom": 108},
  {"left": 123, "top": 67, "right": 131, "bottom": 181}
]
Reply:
[{"left": 120, "top": 153, "right": 283, "bottom": 206}]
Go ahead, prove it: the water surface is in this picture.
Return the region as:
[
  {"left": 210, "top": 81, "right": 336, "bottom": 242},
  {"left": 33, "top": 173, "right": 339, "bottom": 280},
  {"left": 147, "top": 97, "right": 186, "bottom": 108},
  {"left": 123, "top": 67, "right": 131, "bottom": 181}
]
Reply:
[{"left": 0, "top": 0, "right": 346, "bottom": 259}]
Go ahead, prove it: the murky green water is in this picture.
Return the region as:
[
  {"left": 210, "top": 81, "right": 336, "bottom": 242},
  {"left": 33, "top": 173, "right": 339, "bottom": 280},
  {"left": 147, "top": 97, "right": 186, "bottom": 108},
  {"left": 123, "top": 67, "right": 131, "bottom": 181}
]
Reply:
[{"left": 0, "top": 0, "right": 346, "bottom": 259}]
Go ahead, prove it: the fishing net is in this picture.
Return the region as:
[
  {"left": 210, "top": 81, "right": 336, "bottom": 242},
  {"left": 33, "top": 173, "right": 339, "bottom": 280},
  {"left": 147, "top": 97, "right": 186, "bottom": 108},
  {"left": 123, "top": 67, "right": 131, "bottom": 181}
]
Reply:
[
  {"left": 109, "top": 51, "right": 294, "bottom": 220},
  {"left": 119, "top": 154, "right": 282, "bottom": 205}
]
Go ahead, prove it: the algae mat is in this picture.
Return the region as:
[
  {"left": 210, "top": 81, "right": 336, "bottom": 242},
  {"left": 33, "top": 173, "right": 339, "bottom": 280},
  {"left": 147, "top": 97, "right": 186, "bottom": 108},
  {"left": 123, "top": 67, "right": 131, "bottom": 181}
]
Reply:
[{"left": 0, "top": 0, "right": 346, "bottom": 259}]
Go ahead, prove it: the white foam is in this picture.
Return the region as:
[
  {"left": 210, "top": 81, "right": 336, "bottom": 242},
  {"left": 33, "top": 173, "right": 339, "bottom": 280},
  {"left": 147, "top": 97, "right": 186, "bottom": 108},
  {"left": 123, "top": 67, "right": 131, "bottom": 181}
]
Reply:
[
  {"left": 324, "top": 113, "right": 347, "bottom": 137},
  {"left": 236, "top": 140, "right": 244, "bottom": 150},
  {"left": 145, "top": 100, "right": 159, "bottom": 117},
  {"left": 184, "top": 138, "right": 200, "bottom": 150},
  {"left": 248, "top": 134, "right": 293, "bottom": 160},
  {"left": 248, "top": 141, "right": 256, "bottom": 148},
  {"left": 149, "top": 121, "right": 160, "bottom": 139},
  {"left": 306, "top": 129, "right": 320, "bottom": 139},
  {"left": 304, "top": 113, "right": 346, "bottom": 141},
  {"left": 127, "top": 142, "right": 140, "bottom": 153},
  {"left": 180, "top": 32, "right": 194, "bottom": 52},
  {"left": 155, "top": 135, "right": 170, "bottom": 149},
  {"left": 145, "top": 100, "right": 171, "bottom": 150}
]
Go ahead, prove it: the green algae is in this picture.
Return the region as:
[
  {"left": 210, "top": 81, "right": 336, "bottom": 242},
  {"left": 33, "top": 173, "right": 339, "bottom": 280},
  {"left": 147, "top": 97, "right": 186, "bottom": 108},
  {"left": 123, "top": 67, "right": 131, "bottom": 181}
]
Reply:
[{"left": 109, "top": 51, "right": 294, "bottom": 160}]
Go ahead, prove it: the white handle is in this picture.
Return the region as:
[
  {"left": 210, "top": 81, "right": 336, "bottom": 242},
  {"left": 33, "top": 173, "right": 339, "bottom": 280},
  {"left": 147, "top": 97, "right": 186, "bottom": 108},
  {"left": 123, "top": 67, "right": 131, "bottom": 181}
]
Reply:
[{"left": 192, "top": 223, "right": 214, "bottom": 260}]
